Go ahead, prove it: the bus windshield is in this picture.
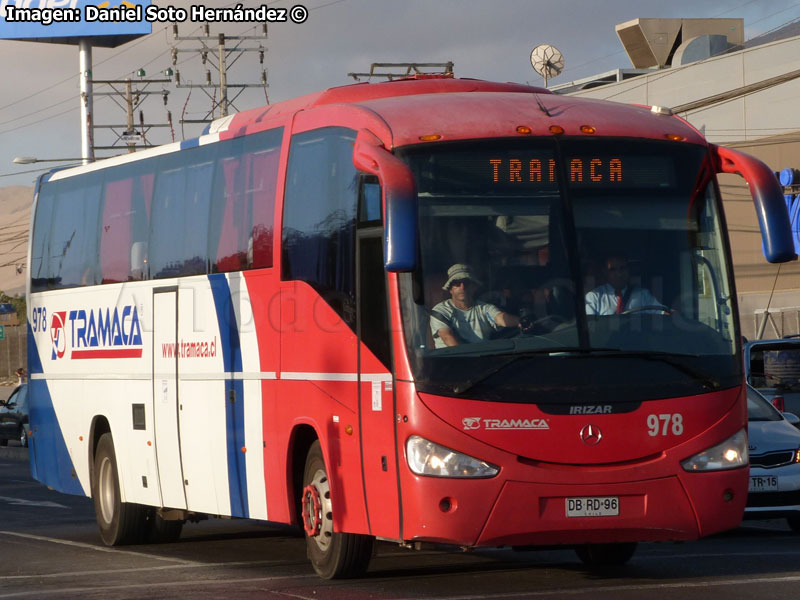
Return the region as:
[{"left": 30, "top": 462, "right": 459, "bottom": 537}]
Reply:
[{"left": 397, "top": 138, "right": 740, "bottom": 403}]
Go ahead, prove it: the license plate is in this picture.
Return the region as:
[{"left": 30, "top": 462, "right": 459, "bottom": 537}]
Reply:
[
  {"left": 566, "top": 496, "right": 619, "bottom": 517},
  {"left": 749, "top": 475, "right": 778, "bottom": 492}
]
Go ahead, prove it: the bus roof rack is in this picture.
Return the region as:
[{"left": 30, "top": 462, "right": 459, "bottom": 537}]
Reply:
[{"left": 347, "top": 62, "right": 455, "bottom": 81}]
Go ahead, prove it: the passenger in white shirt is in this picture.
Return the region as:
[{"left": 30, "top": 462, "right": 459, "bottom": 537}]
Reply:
[{"left": 585, "top": 256, "right": 663, "bottom": 316}]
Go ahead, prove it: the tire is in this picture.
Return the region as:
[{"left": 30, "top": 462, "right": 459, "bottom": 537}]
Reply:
[
  {"left": 92, "top": 433, "right": 147, "bottom": 546},
  {"left": 145, "top": 509, "right": 184, "bottom": 544},
  {"left": 575, "top": 542, "right": 637, "bottom": 567},
  {"left": 301, "top": 440, "right": 373, "bottom": 579}
]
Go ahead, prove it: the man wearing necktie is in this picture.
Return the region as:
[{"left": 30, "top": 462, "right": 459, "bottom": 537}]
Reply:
[{"left": 585, "top": 255, "right": 662, "bottom": 316}]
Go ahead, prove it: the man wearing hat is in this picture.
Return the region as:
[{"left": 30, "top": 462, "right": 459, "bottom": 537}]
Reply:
[{"left": 430, "top": 263, "right": 521, "bottom": 348}]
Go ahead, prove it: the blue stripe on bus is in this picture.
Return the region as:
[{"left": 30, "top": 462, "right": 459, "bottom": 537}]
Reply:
[
  {"left": 27, "top": 325, "right": 84, "bottom": 496},
  {"left": 208, "top": 274, "right": 249, "bottom": 519},
  {"left": 179, "top": 138, "right": 200, "bottom": 151}
]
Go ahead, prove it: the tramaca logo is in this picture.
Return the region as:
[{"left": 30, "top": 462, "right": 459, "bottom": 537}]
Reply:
[
  {"left": 49, "top": 305, "right": 143, "bottom": 360},
  {"left": 50, "top": 311, "right": 67, "bottom": 360}
]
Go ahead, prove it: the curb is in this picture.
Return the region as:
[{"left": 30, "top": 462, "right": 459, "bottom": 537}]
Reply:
[{"left": 0, "top": 446, "right": 28, "bottom": 462}]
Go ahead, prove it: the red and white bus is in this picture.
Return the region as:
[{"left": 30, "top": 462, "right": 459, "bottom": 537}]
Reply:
[{"left": 27, "top": 77, "right": 795, "bottom": 578}]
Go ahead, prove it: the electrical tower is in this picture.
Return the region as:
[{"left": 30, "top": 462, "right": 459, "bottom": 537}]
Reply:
[
  {"left": 89, "top": 71, "right": 175, "bottom": 154},
  {"left": 171, "top": 21, "right": 269, "bottom": 126}
]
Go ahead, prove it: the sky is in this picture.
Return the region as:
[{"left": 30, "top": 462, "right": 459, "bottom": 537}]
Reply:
[{"left": 0, "top": 0, "right": 799, "bottom": 188}]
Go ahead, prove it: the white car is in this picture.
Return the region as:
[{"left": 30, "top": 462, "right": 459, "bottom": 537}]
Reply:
[{"left": 745, "top": 384, "right": 800, "bottom": 530}]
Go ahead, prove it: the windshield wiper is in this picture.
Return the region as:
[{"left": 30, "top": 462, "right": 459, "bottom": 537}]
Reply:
[
  {"left": 452, "top": 347, "right": 590, "bottom": 395},
  {"left": 451, "top": 348, "right": 721, "bottom": 395},
  {"left": 601, "top": 350, "right": 721, "bottom": 390}
]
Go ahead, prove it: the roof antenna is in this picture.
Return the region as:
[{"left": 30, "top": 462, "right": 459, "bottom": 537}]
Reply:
[{"left": 534, "top": 93, "right": 551, "bottom": 117}]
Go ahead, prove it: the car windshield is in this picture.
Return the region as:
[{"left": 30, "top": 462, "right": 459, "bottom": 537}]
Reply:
[
  {"left": 397, "top": 138, "right": 740, "bottom": 403},
  {"left": 748, "top": 386, "right": 783, "bottom": 421},
  {"left": 5, "top": 385, "right": 26, "bottom": 409},
  {"left": 748, "top": 343, "right": 800, "bottom": 392}
]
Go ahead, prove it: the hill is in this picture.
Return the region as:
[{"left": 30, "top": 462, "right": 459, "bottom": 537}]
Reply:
[{"left": 0, "top": 186, "right": 33, "bottom": 297}]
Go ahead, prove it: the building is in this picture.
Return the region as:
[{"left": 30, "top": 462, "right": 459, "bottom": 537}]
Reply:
[{"left": 0, "top": 303, "right": 19, "bottom": 327}]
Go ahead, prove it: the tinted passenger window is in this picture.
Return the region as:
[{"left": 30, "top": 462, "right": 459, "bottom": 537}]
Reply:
[
  {"left": 30, "top": 187, "right": 55, "bottom": 292},
  {"left": 282, "top": 127, "right": 358, "bottom": 325},
  {"left": 100, "top": 165, "right": 153, "bottom": 283},
  {"left": 208, "top": 127, "right": 282, "bottom": 272},
  {"left": 31, "top": 172, "right": 103, "bottom": 289},
  {"left": 149, "top": 146, "right": 216, "bottom": 279}
]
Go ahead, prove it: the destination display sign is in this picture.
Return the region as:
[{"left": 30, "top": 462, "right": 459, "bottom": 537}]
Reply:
[
  {"left": 489, "top": 157, "right": 623, "bottom": 184},
  {"left": 487, "top": 154, "right": 675, "bottom": 189},
  {"left": 401, "top": 141, "right": 681, "bottom": 196}
]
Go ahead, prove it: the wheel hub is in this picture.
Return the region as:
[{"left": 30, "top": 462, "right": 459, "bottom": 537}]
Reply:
[
  {"left": 303, "top": 468, "right": 334, "bottom": 551},
  {"left": 302, "top": 484, "right": 322, "bottom": 537}
]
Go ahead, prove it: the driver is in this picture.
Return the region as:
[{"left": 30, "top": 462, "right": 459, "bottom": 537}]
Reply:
[
  {"left": 431, "top": 263, "right": 523, "bottom": 348},
  {"left": 585, "top": 255, "right": 661, "bottom": 315}
]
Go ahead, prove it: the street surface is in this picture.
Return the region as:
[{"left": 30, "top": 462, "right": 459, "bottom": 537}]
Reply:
[{"left": 2, "top": 450, "right": 800, "bottom": 599}]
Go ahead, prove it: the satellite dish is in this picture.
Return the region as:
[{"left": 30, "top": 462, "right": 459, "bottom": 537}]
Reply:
[{"left": 530, "top": 44, "right": 565, "bottom": 87}]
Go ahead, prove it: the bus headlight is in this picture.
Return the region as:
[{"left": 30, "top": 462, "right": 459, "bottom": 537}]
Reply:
[
  {"left": 681, "top": 429, "right": 748, "bottom": 472},
  {"left": 406, "top": 435, "right": 499, "bottom": 478}
]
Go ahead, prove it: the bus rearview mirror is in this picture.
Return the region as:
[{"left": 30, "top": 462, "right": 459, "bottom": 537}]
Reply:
[
  {"left": 710, "top": 144, "right": 796, "bottom": 263},
  {"left": 353, "top": 130, "right": 418, "bottom": 272}
]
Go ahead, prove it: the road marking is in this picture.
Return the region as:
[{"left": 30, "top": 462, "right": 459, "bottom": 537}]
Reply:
[
  {"left": 0, "top": 560, "right": 303, "bottom": 580},
  {"left": 382, "top": 574, "right": 800, "bottom": 599},
  {"left": 0, "top": 496, "right": 69, "bottom": 509},
  {"left": 0, "top": 531, "right": 200, "bottom": 565},
  {"left": 0, "top": 574, "right": 316, "bottom": 598}
]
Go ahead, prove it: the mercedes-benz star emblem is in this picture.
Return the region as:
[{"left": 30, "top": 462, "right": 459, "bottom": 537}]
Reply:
[{"left": 580, "top": 424, "right": 602, "bottom": 446}]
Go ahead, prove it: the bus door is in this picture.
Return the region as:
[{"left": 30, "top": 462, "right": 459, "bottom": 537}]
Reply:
[
  {"left": 152, "top": 287, "right": 188, "bottom": 510},
  {"left": 357, "top": 213, "right": 401, "bottom": 539}
]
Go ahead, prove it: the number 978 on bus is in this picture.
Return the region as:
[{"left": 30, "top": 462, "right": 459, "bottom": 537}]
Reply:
[{"left": 32, "top": 307, "right": 47, "bottom": 333}]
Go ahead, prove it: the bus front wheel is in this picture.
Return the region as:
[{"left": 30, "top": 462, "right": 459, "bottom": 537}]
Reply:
[
  {"left": 92, "top": 433, "right": 147, "bottom": 546},
  {"left": 575, "top": 542, "right": 637, "bottom": 567},
  {"left": 301, "top": 440, "right": 373, "bottom": 579}
]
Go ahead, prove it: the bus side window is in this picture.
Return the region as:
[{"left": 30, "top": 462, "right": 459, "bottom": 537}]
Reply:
[
  {"left": 97, "top": 163, "right": 154, "bottom": 283},
  {"left": 46, "top": 172, "right": 103, "bottom": 289},
  {"left": 100, "top": 177, "right": 134, "bottom": 283},
  {"left": 208, "top": 127, "right": 281, "bottom": 273},
  {"left": 359, "top": 177, "right": 382, "bottom": 224},
  {"left": 149, "top": 146, "right": 215, "bottom": 279},
  {"left": 30, "top": 188, "right": 55, "bottom": 292},
  {"left": 282, "top": 127, "right": 359, "bottom": 327},
  {"left": 247, "top": 141, "right": 280, "bottom": 268}
]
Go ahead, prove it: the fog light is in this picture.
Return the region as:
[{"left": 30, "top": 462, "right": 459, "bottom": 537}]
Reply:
[
  {"left": 723, "top": 489, "right": 734, "bottom": 502},
  {"left": 439, "top": 497, "right": 456, "bottom": 512}
]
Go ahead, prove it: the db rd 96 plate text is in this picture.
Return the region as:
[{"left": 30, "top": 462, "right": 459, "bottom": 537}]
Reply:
[{"left": 566, "top": 496, "right": 619, "bottom": 517}]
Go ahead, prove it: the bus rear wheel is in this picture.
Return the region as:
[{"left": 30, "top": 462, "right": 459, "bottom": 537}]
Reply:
[
  {"left": 302, "top": 440, "right": 373, "bottom": 579},
  {"left": 92, "top": 433, "right": 147, "bottom": 546},
  {"left": 575, "top": 542, "right": 637, "bottom": 567}
]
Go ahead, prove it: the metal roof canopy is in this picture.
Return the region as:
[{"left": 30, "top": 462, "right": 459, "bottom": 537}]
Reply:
[{"left": 615, "top": 18, "right": 744, "bottom": 69}]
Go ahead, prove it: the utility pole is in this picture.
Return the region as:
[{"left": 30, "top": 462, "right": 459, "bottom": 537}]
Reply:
[
  {"left": 218, "top": 33, "right": 228, "bottom": 117},
  {"left": 171, "top": 22, "right": 269, "bottom": 125},
  {"left": 90, "top": 71, "right": 175, "bottom": 153},
  {"left": 125, "top": 78, "right": 135, "bottom": 152}
]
